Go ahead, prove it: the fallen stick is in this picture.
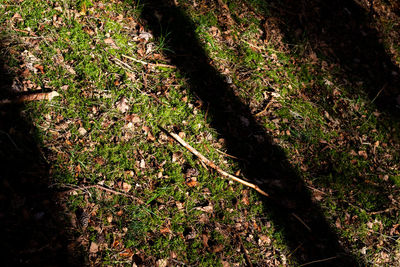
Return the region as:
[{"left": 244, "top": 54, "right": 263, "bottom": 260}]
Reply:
[
  {"left": 0, "top": 91, "right": 59, "bottom": 104},
  {"left": 62, "top": 184, "right": 144, "bottom": 204},
  {"left": 160, "top": 126, "right": 270, "bottom": 197},
  {"left": 122, "top": 54, "right": 176, "bottom": 69},
  {"left": 236, "top": 234, "right": 254, "bottom": 267}
]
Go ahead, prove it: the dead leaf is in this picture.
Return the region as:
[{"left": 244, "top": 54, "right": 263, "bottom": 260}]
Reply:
[
  {"left": 138, "top": 32, "right": 153, "bottom": 41},
  {"left": 78, "top": 127, "right": 87, "bottom": 136},
  {"left": 335, "top": 218, "right": 341, "bottom": 229},
  {"left": 116, "top": 97, "right": 130, "bottom": 113},
  {"left": 112, "top": 240, "right": 121, "bottom": 248},
  {"left": 186, "top": 178, "right": 199, "bottom": 187},
  {"left": 119, "top": 248, "right": 134, "bottom": 258},
  {"left": 122, "top": 182, "right": 132, "bottom": 193},
  {"left": 195, "top": 205, "right": 213, "bottom": 213},
  {"left": 199, "top": 213, "right": 209, "bottom": 224},
  {"left": 258, "top": 234, "right": 271, "bottom": 246},
  {"left": 176, "top": 201, "right": 184, "bottom": 211},
  {"left": 34, "top": 64, "right": 45, "bottom": 74},
  {"left": 89, "top": 242, "right": 99, "bottom": 253},
  {"left": 212, "top": 244, "right": 223, "bottom": 253},
  {"left": 160, "top": 227, "right": 171, "bottom": 235},
  {"left": 140, "top": 159, "right": 146, "bottom": 168},
  {"left": 156, "top": 259, "right": 168, "bottom": 267},
  {"left": 358, "top": 150, "right": 368, "bottom": 159},
  {"left": 104, "top": 38, "right": 119, "bottom": 48},
  {"left": 12, "top": 13, "right": 24, "bottom": 22},
  {"left": 201, "top": 233, "right": 209, "bottom": 247}
]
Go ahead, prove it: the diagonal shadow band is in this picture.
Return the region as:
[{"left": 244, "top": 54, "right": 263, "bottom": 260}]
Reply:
[
  {"left": 0, "top": 41, "right": 84, "bottom": 266},
  {"left": 137, "top": 0, "right": 361, "bottom": 265},
  {"left": 263, "top": 0, "right": 400, "bottom": 117}
]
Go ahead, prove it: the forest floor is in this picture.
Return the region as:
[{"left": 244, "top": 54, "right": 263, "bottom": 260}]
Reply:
[{"left": 1, "top": 0, "right": 400, "bottom": 266}]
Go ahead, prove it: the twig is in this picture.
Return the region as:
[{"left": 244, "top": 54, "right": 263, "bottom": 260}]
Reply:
[
  {"left": 291, "top": 212, "right": 312, "bottom": 232},
  {"left": 215, "top": 148, "right": 239, "bottom": 159},
  {"left": 369, "top": 206, "right": 398, "bottom": 215},
  {"left": 306, "top": 185, "right": 326, "bottom": 195},
  {"left": 236, "top": 234, "right": 254, "bottom": 267},
  {"left": 122, "top": 54, "right": 176, "bottom": 69},
  {"left": 62, "top": 184, "right": 144, "bottom": 204},
  {"left": 298, "top": 256, "right": 338, "bottom": 266},
  {"left": 255, "top": 101, "right": 273, "bottom": 117},
  {"left": 160, "top": 126, "right": 270, "bottom": 197},
  {"left": 112, "top": 56, "right": 134, "bottom": 71},
  {"left": 371, "top": 83, "right": 387, "bottom": 103},
  {"left": 0, "top": 91, "right": 59, "bottom": 104}
]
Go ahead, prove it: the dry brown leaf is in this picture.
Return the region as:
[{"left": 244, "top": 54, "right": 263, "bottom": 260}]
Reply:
[
  {"left": 78, "top": 127, "right": 87, "bottom": 136},
  {"left": 202, "top": 233, "right": 209, "bottom": 247},
  {"left": 34, "top": 64, "right": 45, "bottom": 74},
  {"left": 160, "top": 227, "right": 171, "bottom": 235},
  {"left": 89, "top": 242, "right": 99, "bottom": 253},
  {"left": 116, "top": 97, "right": 130, "bottom": 113},
  {"left": 122, "top": 182, "right": 132, "bottom": 193},
  {"left": 335, "top": 218, "right": 342, "bottom": 229},
  {"left": 139, "top": 159, "right": 146, "bottom": 168},
  {"left": 119, "top": 248, "right": 134, "bottom": 258},
  {"left": 195, "top": 205, "right": 213, "bottom": 213},
  {"left": 358, "top": 150, "right": 368, "bottom": 159},
  {"left": 156, "top": 259, "right": 168, "bottom": 267},
  {"left": 212, "top": 244, "right": 224, "bottom": 253},
  {"left": 186, "top": 178, "right": 199, "bottom": 187}
]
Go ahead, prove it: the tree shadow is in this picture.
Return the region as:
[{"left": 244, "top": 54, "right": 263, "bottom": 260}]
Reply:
[
  {"left": 137, "top": 0, "right": 362, "bottom": 265},
  {"left": 0, "top": 41, "right": 83, "bottom": 265},
  {"left": 261, "top": 0, "right": 400, "bottom": 117}
]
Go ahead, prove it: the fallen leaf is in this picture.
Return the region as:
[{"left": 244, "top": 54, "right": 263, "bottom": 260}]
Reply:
[
  {"left": 116, "top": 97, "right": 130, "bottom": 113},
  {"left": 34, "top": 64, "right": 45, "bottom": 74},
  {"left": 140, "top": 159, "right": 146, "bottom": 168},
  {"left": 358, "top": 150, "right": 368, "bottom": 159},
  {"left": 202, "top": 233, "right": 209, "bottom": 247},
  {"left": 160, "top": 227, "right": 171, "bottom": 235},
  {"left": 119, "top": 248, "right": 134, "bottom": 258},
  {"left": 156, "top": 259, "right": 168, "bottom": 267},
  {"left": 112, "top": 240, "right": 120, "bottom": 248},
  {"left": 138, "top": 32, "right": 153, "bottom": 41},
  {"left": 122, "top": 182, "right": 132, "bottom": 192},
  {"left": 78, "top": 127, "right": 87, "bottom": 136},
  {"left": 89, "top": 242, "right": 99, "bottom": 253},
  {"left": 335, "top": 218, "right": 341, "bottom": 229},
  {"left": 212, "top": 244, "right": 223, "bottom": 253},
  {"left": 195, "top": 205, "right": 213, "bottom": 213},
  {"left": 186, "top": 178, "right": 199, "bottom": 187}
]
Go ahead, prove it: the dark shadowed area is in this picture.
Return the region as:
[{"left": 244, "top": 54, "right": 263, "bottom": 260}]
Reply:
[
  {"left": 262, "top": 0, "right": 400, "bottom": 117},
  {"left": 137, "top": 0, "right": 361, "bottom": 265},
  {"left": 0, "top": 41, "right": 83, "bottom": 266}
]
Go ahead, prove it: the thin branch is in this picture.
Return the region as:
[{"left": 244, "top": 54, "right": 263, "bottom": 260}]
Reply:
[
  {"left": 369, "top": 206, "right": 398, "bottom": 215},
  {"left": 160, "top": 126, "right": 270, "bottom": 197},
  {"left": 298, "top": 256, "right": 338, "bottom": 266},
  {"left": 61, "top": 184, "right": 144, "bottom": 204},
  {"left": 0, "top": 91, "right": 59, "bottom": 104},
  {"left": 122, "top": 54, "right": 176, "bottom": 69},
  {"left": 236, "top": 234, "right": 254, "bottom": 267},
  {"left": 291, "top": 213, "right": 312, "bottom": 232}
]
